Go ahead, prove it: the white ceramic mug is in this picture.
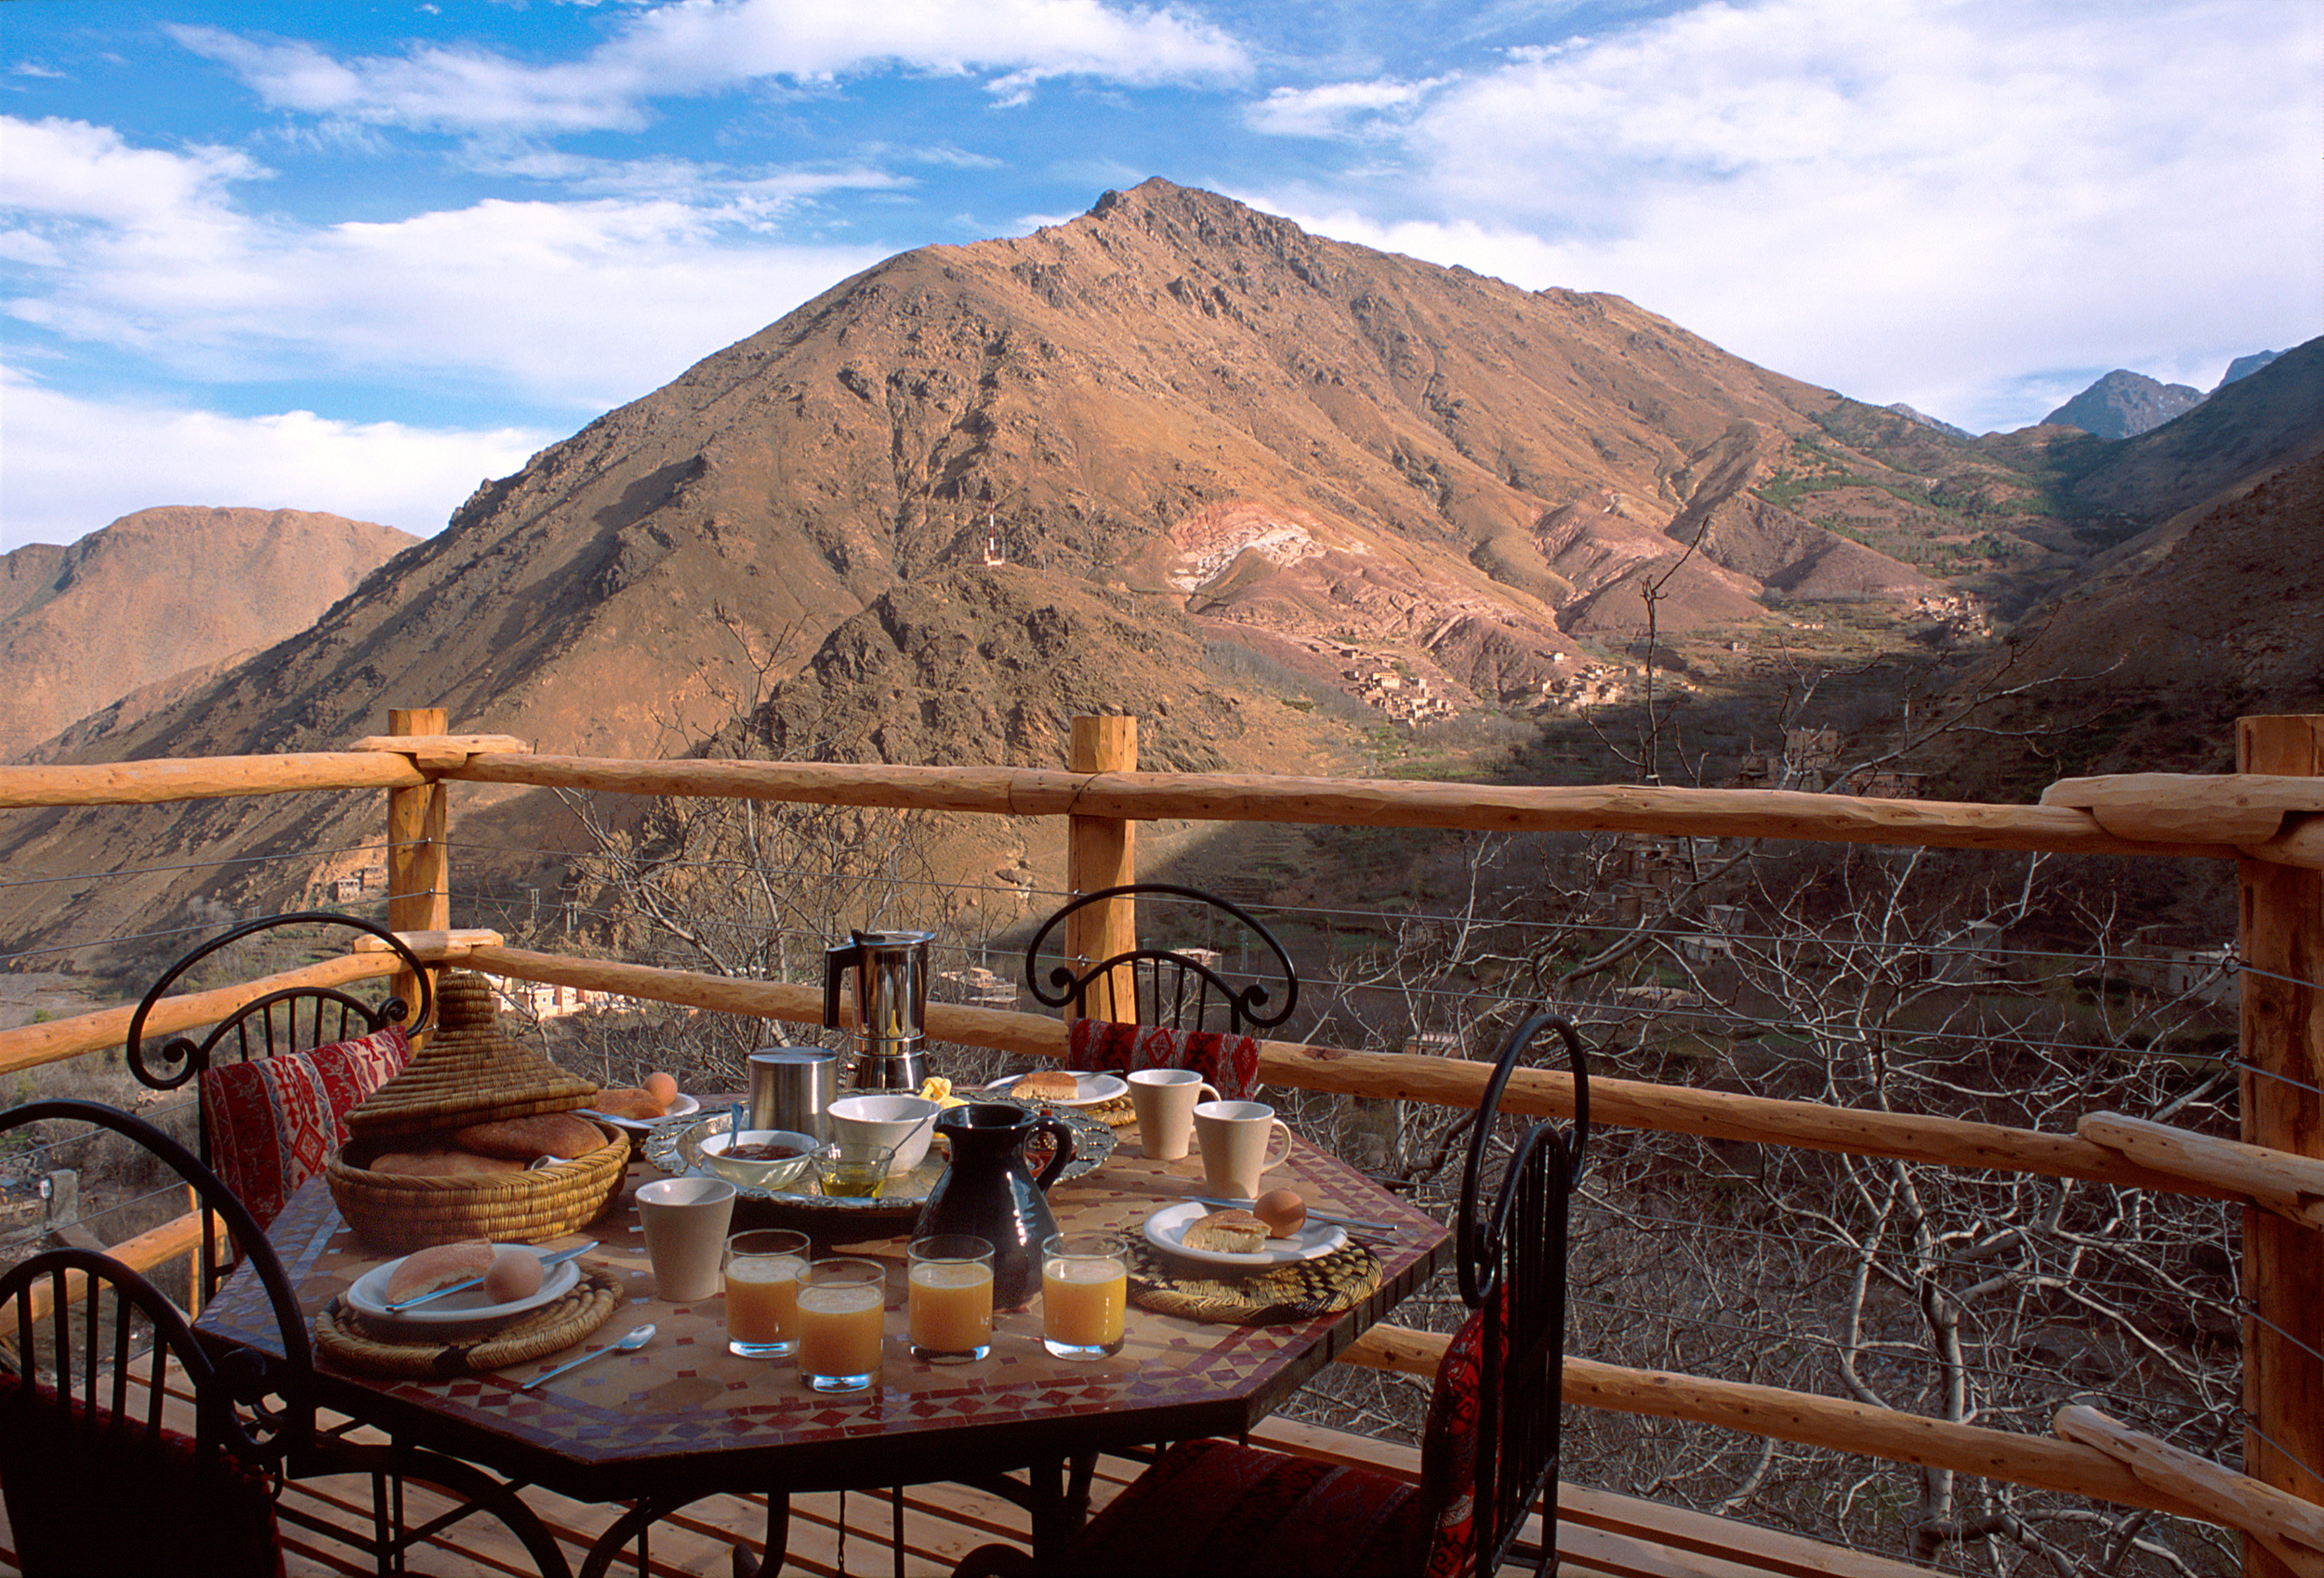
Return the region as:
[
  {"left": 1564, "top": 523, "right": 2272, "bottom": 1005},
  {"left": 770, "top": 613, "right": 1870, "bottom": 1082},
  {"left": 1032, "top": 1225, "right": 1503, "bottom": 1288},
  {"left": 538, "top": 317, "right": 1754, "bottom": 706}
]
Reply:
[
  {"left": 635, "top": 1175, "right": 737, "bottom": 1303},
  {"left": 1128, "top": 1069, "right": 1222, "bottom": 1161},
  {"left": 1192, "top": 1099, "right": 1292, "bottom": 1199}
]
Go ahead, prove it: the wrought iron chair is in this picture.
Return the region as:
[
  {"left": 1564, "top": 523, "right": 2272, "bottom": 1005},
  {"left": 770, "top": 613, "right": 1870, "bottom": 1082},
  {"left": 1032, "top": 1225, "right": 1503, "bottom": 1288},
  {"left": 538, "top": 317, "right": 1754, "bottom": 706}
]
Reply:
[
  {"left": 0, "top": 1098, "right": 313, "bottom": 1577},
  {"left": 1023, "top": 883, "right": 1299, "bottom": 1034},
  {"left": 118, "top": 916, "right": 574, "bottom": 1576},
  {"left": 126, "top": 911, "right": 433, "bottom": 1289},
  {"left": 952, "top": 1008, "right": 1591, "bottom": 1578}
]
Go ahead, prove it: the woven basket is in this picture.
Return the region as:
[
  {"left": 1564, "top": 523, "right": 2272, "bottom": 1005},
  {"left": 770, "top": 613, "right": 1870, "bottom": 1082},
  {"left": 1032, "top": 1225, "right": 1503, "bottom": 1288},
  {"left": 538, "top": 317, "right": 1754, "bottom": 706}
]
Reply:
[
  {"left": 347, "top": 972, "right": 597, "bottom": 1138},
  {"left": 325, "top": 1124, "right": 627, "bottom": 1254}
]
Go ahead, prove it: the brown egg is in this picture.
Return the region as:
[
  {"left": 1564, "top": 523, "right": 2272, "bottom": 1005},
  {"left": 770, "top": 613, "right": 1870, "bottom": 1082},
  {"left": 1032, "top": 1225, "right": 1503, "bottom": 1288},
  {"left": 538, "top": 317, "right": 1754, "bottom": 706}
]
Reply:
[
  {"left": 643, "top": 1071, "right": 680, "bottom": 1111},
  {"left": 1253, "top": 1188, "right": 1307, "bottom": 1239},
  {"left": 482, "top": 1245, "right": 544, "bottom": 1303}
]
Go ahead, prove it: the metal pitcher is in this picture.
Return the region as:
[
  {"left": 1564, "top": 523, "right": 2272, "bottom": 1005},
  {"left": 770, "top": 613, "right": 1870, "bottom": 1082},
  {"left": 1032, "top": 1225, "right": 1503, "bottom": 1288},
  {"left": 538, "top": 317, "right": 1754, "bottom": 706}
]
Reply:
[{"left": 823, "top": 928, "right": 934, "bottom": 1091}]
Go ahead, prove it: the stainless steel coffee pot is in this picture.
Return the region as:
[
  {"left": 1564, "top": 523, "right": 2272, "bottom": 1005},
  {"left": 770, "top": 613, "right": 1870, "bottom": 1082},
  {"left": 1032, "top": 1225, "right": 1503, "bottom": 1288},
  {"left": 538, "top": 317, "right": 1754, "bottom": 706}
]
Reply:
[{"left": 822, "top": 928, "right": 934, "bottom": 1091}]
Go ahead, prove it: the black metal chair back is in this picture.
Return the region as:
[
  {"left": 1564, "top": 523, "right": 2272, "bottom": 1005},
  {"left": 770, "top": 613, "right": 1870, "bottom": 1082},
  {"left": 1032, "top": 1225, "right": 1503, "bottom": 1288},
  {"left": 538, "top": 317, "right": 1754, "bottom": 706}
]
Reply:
[
  {"left": 125, "top": 911, "right": 432, "bottom": 1289},
  {"left": 1023, "top": 883, "right": 1299, "bottom": 1033},
  {"left": 1455, "top": 1009, "right": 1591, "bottom": 1578},
  {"left": 0, "top": 1099, "right": 314, "bottom": 1576}
]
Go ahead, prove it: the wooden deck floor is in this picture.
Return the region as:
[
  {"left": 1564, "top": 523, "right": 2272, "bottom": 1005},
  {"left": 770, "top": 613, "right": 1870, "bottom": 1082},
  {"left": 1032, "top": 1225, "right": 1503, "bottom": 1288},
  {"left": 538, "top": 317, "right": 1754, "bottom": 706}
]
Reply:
[{"left": 0, "top": 1374, "right": 1939, "bottom": 1578}]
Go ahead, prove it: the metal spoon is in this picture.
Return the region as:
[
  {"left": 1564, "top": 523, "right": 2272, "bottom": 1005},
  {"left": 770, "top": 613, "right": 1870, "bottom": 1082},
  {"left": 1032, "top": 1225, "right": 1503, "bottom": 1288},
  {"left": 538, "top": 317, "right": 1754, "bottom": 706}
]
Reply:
[{"left": 518, "top": 1324, "right": 655, "bottom": 1391}]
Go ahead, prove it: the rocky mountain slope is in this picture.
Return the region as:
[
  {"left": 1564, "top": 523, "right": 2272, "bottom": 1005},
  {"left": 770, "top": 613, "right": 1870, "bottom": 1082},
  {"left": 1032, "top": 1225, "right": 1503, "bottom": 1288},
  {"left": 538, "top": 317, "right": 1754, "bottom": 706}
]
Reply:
[
  {"left": 2042, "top": 370, "right": 2205, "bottom": 440},
  {"left": 0, "top": 507, "right": 416, "bottom": 760},
  {"left": 0, "top": 183, "right": 2311, "bottom": 959},
  {"left": 1927, "top": 343, "right": 2324, "bottom": 795}
]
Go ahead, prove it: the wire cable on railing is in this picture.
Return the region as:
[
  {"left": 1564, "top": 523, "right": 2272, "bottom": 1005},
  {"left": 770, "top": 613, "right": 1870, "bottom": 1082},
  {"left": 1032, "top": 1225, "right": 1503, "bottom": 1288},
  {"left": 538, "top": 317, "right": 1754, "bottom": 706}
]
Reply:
[{"left": 0, "top": 840, "right": 384, "bottom": 894}]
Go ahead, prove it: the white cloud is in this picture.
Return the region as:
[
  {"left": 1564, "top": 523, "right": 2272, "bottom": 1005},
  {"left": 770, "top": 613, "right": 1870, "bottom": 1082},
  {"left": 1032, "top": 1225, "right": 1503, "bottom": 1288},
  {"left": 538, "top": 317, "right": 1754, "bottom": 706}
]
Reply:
[
  {"left": 1258, "top": 0, "right": 2323, "bottom": 432},
  {"left": 3, "top": 117, "right": 889, "bottom": 411},
  {"left": 174, "top": 0, "right": 1248, "bottom": 136},
  {"left": 0, "top": 367, "right": 551, "bottom": 552},
  {"left": 1246, "top": 77, "right": 1446, "bottom": 139}
]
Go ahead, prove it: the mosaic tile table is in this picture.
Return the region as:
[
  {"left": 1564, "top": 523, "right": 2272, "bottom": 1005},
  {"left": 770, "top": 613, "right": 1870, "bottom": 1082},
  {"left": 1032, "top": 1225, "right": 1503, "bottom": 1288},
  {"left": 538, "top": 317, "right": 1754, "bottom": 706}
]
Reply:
[{"left": 201, "top": 1121, "right": 1450, "bottom": 1578}]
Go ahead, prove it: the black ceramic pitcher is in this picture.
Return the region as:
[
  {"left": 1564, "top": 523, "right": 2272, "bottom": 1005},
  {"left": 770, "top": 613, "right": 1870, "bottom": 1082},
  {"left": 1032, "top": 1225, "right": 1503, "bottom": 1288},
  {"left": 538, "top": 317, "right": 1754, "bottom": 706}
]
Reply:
[{"left": 916, "top": 1102, "right": 1078, "bottom": 1308}]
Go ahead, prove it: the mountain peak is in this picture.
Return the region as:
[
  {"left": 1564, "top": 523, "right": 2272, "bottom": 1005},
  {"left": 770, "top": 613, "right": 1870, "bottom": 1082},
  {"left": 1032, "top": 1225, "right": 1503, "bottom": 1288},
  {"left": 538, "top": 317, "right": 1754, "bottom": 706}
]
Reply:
[{"left": 2042, "top": 369, "right": 2206, "bottom": 440}]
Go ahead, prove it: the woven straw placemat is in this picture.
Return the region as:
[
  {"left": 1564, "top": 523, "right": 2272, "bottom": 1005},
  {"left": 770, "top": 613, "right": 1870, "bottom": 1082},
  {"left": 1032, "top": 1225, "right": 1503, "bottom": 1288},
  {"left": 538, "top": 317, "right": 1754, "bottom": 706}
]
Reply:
[
  {"left": 1127, "top": 1240, "right": 1382, "bottom": 1324},
  {"left": 314, "top": 1265, "right": 625, "bottom": 1377}
]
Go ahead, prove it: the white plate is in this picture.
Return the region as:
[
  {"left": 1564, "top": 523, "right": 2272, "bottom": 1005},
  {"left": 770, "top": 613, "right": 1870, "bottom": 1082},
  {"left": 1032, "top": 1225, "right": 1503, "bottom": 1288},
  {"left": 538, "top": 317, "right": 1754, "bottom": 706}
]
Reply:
[
  {"left": 582, "top": 1092, "right": 701, "bottom": 1133},
  {"left": 1142, "top": 1202, "right": 1348, "bottom": 1268},
  {"left": 345, "top": 1250, "right": 583, "bottom": 1336},
  {"left": 974, "top": 1072, "right": 1129, "bottom": 1109}
]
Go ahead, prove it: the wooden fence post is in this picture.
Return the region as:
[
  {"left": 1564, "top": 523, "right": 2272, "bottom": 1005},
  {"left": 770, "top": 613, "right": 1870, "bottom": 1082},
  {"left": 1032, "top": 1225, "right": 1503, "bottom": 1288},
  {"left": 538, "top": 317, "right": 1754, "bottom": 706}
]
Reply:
[
  {"left": 1065, "top": 716, "right": 1138, "bottom": 1021},
  {"left": 2237, "top": 715, "right": 2324, "bottom": 1578},
  {"left": 386, "top": 706, "right": 451, "bottom": 1020}
]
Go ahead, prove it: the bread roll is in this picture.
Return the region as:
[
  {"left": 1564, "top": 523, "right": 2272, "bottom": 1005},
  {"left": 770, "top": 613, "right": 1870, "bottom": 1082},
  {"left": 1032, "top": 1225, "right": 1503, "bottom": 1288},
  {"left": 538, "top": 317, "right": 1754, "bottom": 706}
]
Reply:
[
  {"left": 1182, "top": 1209, "right": 1268, "bottom": 1254},
  {"left": 453, "top": 1112, "right": 608, "bottom": 1161},
  {"left": 591, "top": 1087, "right": 667, "bottom": 1121},
  {"left": 1010, "top": 1070, "right": 1079, "bottom": 1102},
  {"left": 368, "top": 1148, "right": 525, "bottom": 1177},
  {"left": 385, "top": 1238, "right": 494, "bottom": 1303}
]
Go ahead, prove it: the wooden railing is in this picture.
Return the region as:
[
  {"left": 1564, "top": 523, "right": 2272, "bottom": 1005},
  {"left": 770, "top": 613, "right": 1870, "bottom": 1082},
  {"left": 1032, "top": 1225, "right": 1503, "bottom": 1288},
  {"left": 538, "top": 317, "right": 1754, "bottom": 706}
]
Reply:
[{"left": 2, "top": 714, "right": 2319, "bottom": 1574}]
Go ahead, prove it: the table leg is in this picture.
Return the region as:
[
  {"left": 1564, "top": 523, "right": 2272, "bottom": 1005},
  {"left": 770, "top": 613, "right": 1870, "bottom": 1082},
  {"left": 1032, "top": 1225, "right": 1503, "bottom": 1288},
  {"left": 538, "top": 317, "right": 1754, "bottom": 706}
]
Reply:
[{"left": 725, "top": 1489, "right": 790, "bottom": 1578}]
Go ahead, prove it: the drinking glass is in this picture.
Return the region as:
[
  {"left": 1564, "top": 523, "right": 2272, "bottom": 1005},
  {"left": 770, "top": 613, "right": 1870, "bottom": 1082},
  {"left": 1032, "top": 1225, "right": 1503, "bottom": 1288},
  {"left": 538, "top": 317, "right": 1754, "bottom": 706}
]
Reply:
[
  {"left": 723, "top": 1228, "right": 810, "bottom": 1358},
  {"left": 1040, "top": 1231, "right": 1128, "bottom": 1360},
  {"left": 813, "top": 1140, "right": 899, "bottom": 1199},
  {"left": 906, "top": 1235, "right": 995, "bottom": 1362},
  {"left": 795, "top": 1257, "right": 888, "bottom": 1392}
]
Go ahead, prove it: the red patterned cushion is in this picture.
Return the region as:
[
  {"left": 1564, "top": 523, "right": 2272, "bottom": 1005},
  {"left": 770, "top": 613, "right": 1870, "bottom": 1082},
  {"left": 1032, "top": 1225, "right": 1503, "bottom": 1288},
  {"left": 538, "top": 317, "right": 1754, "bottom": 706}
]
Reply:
[
  {"left": 202, "top": 1024, "right": 410, "bottom": 1226},
  {"left": 0, "top": 1377, "right": 284, "bottom": 1577},
  {"left": 1065, "top": 1438, "right": 1429, "bottom": 1577},
  {"left": 1066, "top": 1018, "right": 1262, "bottom": 1100},
  {"left": 1417, "top": 1297, "right": 1499, "bottom": 1578}
]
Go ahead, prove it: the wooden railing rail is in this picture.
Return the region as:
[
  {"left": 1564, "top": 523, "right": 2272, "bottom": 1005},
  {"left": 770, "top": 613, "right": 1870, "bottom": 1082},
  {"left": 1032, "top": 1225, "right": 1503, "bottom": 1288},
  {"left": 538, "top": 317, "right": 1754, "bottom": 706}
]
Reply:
[
  {"left": 5, "top": 721, "right": 2317, "bottom": 1558},
  {"left": 440, "top": 751, "right": 2256, "bottom": 861}
]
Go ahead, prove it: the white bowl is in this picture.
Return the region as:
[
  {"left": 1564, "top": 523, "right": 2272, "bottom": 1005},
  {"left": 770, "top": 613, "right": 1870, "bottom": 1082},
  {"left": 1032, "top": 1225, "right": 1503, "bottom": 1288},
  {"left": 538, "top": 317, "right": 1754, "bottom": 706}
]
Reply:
[
  {"left": 698, "top": 1128, "right": 819, "bottom": 1191},
  {"left": 826, "top": 1094, "right": 942, "bottom": 1174}
]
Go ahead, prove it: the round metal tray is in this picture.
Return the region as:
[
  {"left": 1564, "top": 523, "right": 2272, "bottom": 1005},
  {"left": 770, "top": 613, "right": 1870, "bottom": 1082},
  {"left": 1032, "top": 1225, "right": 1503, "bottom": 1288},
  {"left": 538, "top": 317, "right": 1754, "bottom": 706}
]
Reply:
[{"left": 642, "top": 1099, "right": 1116, "bottom": 1231}]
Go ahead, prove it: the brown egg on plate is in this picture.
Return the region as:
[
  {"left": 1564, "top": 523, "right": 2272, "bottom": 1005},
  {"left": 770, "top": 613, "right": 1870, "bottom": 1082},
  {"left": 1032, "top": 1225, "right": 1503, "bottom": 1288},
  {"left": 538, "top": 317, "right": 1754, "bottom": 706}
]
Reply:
[{"left": 1253, "top": 1188, "right": 1307, "bottom": 1239}]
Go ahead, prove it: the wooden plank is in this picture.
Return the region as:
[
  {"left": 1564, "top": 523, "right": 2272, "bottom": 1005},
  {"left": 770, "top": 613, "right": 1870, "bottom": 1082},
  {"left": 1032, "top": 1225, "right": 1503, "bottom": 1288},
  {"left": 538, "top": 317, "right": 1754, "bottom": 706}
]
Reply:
[
  {"left": 2079, "top": 1111, "right": 2324, "bottom": 1229},
  {"left": 350, "top": 927, "right": 505, "bottom": 960},
  {"left": 446, "top": 753, "right": 2238, "bottom": 860}
]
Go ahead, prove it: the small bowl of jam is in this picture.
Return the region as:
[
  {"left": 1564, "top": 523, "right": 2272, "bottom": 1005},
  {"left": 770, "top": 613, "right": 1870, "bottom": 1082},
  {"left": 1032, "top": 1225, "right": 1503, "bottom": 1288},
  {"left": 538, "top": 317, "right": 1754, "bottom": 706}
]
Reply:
[{"left": 699, "top": 1128, "right": 819, "bottom": 1191}]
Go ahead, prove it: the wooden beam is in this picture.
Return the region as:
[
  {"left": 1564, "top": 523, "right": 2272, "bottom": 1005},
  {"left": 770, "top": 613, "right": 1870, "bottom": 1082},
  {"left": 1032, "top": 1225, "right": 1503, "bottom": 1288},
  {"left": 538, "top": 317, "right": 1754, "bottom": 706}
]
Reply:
[
  {"left": 2237, "top": 717, "right": 2324, "bottom": 1578},
  {"left": 2079, "top": 1111, "right": 2324, "bottom": 1230},
  {"left": 385, "top": 708, "right": 451, "bottom": 1019},
  {"left": 2057, "top": 1406, "right": 2324, "bottom": 1576},
  {"left": 0, "top": 953, "right": 402, "bottom": 1079},
  {"left": 2043, "top": 772, "right": 2324, "bottom": 844},
  {"left": 442, "top": 754, "right": 2243, "bottom": 860},
  {"left": 350, "top": 732, "right": 531, "bottom": 770},
  {"left": 457, "top": 944, "right": 2239, "bottom": 1202},
  {"left": 1065, "top": 717, "right": 1139, "bottom": 1022},
  {"left": 1336, "top": 1324, "right": 2213, "bottom": 1525},
  {"left": 0, "top": 753, "right": 426, "bottom": 809}
]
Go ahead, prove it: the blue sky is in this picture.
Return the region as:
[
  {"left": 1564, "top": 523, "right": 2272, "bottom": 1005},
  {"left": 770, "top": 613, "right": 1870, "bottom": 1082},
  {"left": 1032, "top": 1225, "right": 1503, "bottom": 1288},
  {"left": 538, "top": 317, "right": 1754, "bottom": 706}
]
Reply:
[{"left": 3, "top": 0, "right": 2317, "bottom": 552}]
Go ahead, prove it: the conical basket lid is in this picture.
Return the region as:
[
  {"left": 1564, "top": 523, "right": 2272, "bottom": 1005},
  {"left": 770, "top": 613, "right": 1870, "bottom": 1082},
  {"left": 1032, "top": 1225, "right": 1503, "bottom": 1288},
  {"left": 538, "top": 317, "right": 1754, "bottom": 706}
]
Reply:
[{"left": 347, "top": 971, "right": 597, "bottom": 1137}]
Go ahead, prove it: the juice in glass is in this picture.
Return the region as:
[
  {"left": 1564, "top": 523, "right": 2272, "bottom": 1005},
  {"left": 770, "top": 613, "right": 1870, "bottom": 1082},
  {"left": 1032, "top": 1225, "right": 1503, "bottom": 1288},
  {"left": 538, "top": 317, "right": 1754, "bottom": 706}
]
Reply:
[
  {"left": 907, "top": 1236, "right": 994, "bottom": 1362},
  {"left": 1041, "top": 1232, "right": 1127, "bottom": 1360},
  {"left": 796, "top": 1257, "right": 887, "bottom": 1391},
  {"left": 723, "top": 1229, "right": 810, "bottom": 1358}
]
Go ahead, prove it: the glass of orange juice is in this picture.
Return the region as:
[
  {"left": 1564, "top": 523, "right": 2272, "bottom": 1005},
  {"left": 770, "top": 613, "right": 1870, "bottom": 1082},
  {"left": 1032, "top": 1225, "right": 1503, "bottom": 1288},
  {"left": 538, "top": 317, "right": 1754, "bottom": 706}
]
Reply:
[
  {"left": 795, "top": 1257, "right": 888, "bottom": 1392},
  {"left": 906, "top": 1235, "right": 995, "bottom": 1363},
  {"left": 723, "top": 1229, "right": 810, "bottom": 1359},
  {"left": 1040, "top": 1232, "right": 1128, "bottom": 1361}
]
